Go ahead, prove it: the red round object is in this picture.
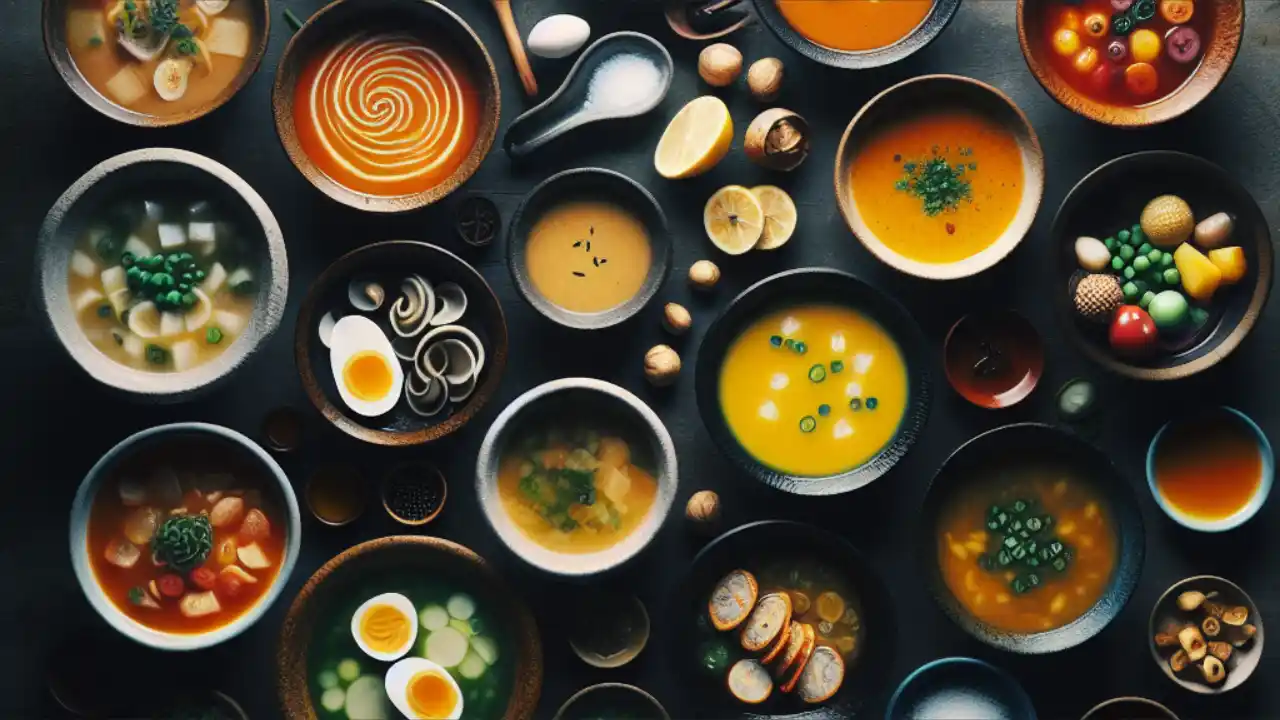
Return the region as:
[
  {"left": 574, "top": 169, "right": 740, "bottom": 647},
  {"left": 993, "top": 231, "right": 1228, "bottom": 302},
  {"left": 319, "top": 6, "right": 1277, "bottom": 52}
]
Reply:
[
  {"left": 1109, "top": 305, "right": 1158, "bottom": 356},
  {"left": 1088, "top": 64, "right": 1116, "bottom": 94},
  {"left": 217, "top": 572, "right": 244, "bottom": 599},
  {"left": 190, "top": 567, "right": 217, "bottom": 591},
  {"left": 157, "top": 573, "right": 185, "bottom": 598}
]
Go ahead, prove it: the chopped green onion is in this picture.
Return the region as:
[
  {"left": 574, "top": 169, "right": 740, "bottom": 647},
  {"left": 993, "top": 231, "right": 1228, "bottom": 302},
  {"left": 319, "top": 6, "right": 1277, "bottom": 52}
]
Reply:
[
  {"left": 206, "top": 327, "right": 223, "bottom": 345},
  {"left": 794, "top": 341, "right": 807, "bottom": 354},
  {"left": 799, "top": 416, "right": 817, "bottom": 433},
  {"left": 96, "top": 304, "right": 113, "bottom": 318},
  {"left": 145, "top": 344, "right": 168, "bottom": 366},
  {"left": 866, "top": 397, "right": 878, "bottom": 410},
  {"left": 808, "top": 364, "right": 826, "bottom": 383},
  {"left": 849, "top": 397, "right": 862, "bottom": 411},
  {"left": 817, "top": 404, "right": 830, "bottom": 417},
  {"left": 784, "top": 338, "right": 796, "bottom": 350},
  {"left": 830, "top": 360, "right": 844, "bottom": 373},
  {"left": 770, "top": 335, "right": 783, "bottom": 347},
  {"left": 284, "top": 6, "right": 305, "bottom": 32}
]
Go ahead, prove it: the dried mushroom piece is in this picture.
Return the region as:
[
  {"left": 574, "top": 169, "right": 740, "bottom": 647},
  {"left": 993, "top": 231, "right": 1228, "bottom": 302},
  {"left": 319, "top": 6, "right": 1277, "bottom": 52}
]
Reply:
[
  {"left": 1208, "top": 641, "right": 1233, "bottom": 662},
  {"left": 1233, "top": 623, "right": 1258, "bottom": 647},
  {"left": 1178, "top": 625, "right": 1207, "bottom": 662},
  {"left": 1169, "top": 648, "right": 1190, "bottom": 673},
  {"left": 1200, "top": 655, "right": 1227, "bottom": 684},
  {"left": 1202, "top": 616, "right": 1221, "bottom": 637},
  {"left": 1203, "top": 600, "right": 1226, "bottom": 618},
  {"left": 1222, "top": 606, "right": 1250, "bottom": 626},
  {"left": 1153, "top": 631, "right": 1179, "bottom": 647},
  {"left": 1177, "top": 590, "right": 1206, "bottom": 611}
]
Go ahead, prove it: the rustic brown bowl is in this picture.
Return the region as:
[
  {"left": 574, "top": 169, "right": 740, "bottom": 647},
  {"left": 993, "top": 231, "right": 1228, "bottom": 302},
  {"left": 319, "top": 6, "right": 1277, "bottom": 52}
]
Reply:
[
  {"left": 277, "top": 535, "right": 543, "bottom": 719},
  {"left": 271, "top": 0, "right": 500, "bottom": 213},
  {"left": 1017, "top": 0, "right": 1244, "bottom": 127},
  {"left": 835, "top": 74, "right": 1045, "bottom": 280},
  {"left": 42, "top": 0, "right": 270, "bottom": 127},
  {"left": 295, "top": 240, "right": 509, "bottom": 446},
  {"left": 663, "top": 0, "right": 751, "bottom": 41},
  {"left": 380, "top": 462, "right": 447, "bottom": 526}
]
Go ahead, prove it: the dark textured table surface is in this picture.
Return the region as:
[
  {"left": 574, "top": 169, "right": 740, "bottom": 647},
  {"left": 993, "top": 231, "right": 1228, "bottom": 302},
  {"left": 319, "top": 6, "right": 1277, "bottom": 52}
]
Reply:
[{"left": 6, "top": 1, "right": 1280, "bottom": 718}]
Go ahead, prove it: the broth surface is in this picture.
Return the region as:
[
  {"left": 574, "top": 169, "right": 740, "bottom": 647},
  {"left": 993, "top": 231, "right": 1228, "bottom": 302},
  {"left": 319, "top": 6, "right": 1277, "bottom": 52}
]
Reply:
[
  {"left": 775, "top": 0, "right": 934, "bottom": 52},
  {"left": 851, "top": 108, "right": 1025, "bottom": 264},
  {"left": 757, "top": 558, "right": 865, "bottom": 664},
  {"left": 525, "top": 200, "right": 653, "bottom": 314},
  {"left": 1154, "top": 410, "right": 1263, "bottom": 521},
  {"left": 719, "top": 304, "right": 909, "bottom": 477}
]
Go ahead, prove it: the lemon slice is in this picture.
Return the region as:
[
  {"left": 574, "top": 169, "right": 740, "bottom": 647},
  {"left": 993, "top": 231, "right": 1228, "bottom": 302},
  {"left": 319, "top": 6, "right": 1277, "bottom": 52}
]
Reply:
[
  {"left": 654, "top": 96, "right": 734, "bottom": 179},
  {"left": 705, "top": 185, "right": 765, "bottom": 255},
  {"left": 750, "top": 186, "right": 798, "bottom": 250}
]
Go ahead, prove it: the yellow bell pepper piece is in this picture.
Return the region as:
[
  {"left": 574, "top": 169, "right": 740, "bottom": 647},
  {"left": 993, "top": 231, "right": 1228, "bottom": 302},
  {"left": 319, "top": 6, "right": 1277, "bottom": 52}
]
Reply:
[
  {"left": 1173, "top": 243, "right": 1223, "bottom": 302},
  {"left": 1208, "top": 247, "right": 1248, "bottom": 285}
]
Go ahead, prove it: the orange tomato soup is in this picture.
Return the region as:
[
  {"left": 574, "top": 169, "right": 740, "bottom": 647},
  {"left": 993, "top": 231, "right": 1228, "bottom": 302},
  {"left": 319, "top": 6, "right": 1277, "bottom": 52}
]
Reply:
[
  {"left": 776, "top": 0, "right": 934, "bottom": 51},
  {"left": 1154, "top": 410, "right": 1264, "bottom": 522},
  {"left": 851, "top": 109, "right": 1024, "bottom": 264},
  {"left": 293, "top": 32, "right": 480, "bottom": 197},
  {"left": 937, "top": 472, "right": 1117, "bottom": 633}
]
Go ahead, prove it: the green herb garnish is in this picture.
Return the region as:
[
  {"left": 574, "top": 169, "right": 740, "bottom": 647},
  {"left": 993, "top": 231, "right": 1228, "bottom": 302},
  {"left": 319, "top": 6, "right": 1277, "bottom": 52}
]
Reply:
[
  {"left": 127, "top": 586, "right": 146, "bottom": 606},
  {"left": 206, "top": 327, "right": 223, "bottom": 345},
  {"left": 145, "top": 344, "right": 169, "bottom": 366},
  {"left": 149, "top": 0, "right": 183, "bottom": 35},
  {"left": 799, "top": 416, "right": 817, "bottom": 433},
  {"left": 895, "top": 152, "right": 974, "bottom": 217},
  {"left": 151, "top": 514, "right": 213, "bottom": 573},
  {"left": 88, "top": 35, "right": 103, "bottom": 48}
]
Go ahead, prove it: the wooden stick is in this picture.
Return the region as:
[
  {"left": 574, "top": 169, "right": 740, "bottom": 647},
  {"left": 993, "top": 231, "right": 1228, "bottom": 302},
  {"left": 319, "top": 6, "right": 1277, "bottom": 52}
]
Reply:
[{"left": 491, "top": 0, "right": 538, "bottom": 97}]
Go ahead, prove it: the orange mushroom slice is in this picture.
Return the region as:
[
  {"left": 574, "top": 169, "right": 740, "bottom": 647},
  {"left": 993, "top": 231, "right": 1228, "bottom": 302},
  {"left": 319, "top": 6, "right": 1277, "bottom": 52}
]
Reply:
[
  {"left": 780, "top": 624, "right": 817, "bottom": 693},
  {"left": 762, "top": 620, "right": 798, "bottom": 665},
  {"left": 741, "top": 592, "right": 793, "bottom": 652},
  {"left": 727, "top": 658, "right": 773, "bottom": 704},
  {"left": 708, "top": 569, "right": 758, "bottom": 631},
  {"left": 798, "top": 645, "right": 845, "bottom": 704}
]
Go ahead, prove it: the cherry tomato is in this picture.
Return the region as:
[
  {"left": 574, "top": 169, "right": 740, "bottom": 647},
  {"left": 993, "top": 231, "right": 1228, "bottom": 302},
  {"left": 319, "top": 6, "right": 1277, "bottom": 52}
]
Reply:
[
  {"left": 1074, "top": 47, "right": 1101, "bottom": 74},
  {"left": 190, "top": 567, "right": 218, "bottom": 591},
  {"left": 1088, "top": 64, "right": 1117, "bottom": 95},
  {"left": 1083, "top": 13, "right": 1109, "bottom": 38},
  {"left": 1160, "top": 0, "right": 1194, "bottom": 24},
  {"left": 1053, "top": 28, "right": 1082, "bottom": 57},
  {"left": 214, "top": 537, "right": 238, "bottom": 566},
  {"left": 238, "top": 509, "right": 271, "bottom": 543},
  {"left": 157, "top": 573, "right": 185, "bottom": 598},
  {"left": 1110, "top": 305, "right": 1158, "bottom": 357},
  {"left": 217, "top": 571, "right": 244, "bottom": 599},
  {"left": 1130, "top": 29, "right": 1162, "bottom": 63},
  {"left": 1125, "top": 62, "right": 1160, "bottom": 96}
]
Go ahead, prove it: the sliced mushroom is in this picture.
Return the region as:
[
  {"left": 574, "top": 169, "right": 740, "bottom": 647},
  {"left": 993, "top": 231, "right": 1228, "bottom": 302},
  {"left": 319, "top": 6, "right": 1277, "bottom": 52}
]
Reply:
[
  {"left": 430, "top": 282, "right": 468, "bottom": 326},
  {"left": 727, "top": 659, "right": 773, "bottom": 704},
  {"left": 1169, "top": 649, "right": 1189, "bottom": 673},
  {"left": 1202, "top": 616, "right": 1221, "bottom": 637},
  {"left": 1222, "top": 606, "right": 1250, "bottom": 627},
  {"left": 1177, "top": 590, "right": 1207, "bottom": 612},
  {"left": 1154, "top": 631, "right": 1180, "bottom": 647},
  {"left": 1200, "top": 655, "right": 1227, "bottom": 684},
  {"left": 416, "top": 325, "right": 486, "bottom": 378},
  {"left": 348, "top": 277, "right": 385, "bottom": 312},
  {"left": 1178, "top": 624, "right": 1207, "bottom": 662},
  {"left": 741, "top": 592, "right": 792, "bottom": 652},
  {"left": 437, "top": 339, "right": 477, "bottom": 386},
  {"left": 708, "top": 569, "right": 758, "bottom": 631},
  {"left": 446, "top": 373, "right": 477, "bottom": 403},
  {"left": 389, "top": 275, "right": 435, "bottom": 338},
  {"left": 1208, "top": 641, "right": 1233, "bottom": 663},
  {"left": 1203, "top": 601, "right": 1226, "bottom": 618},
  {"left": 1234, "top": 624, "right": 1258, "bottom": 647}
]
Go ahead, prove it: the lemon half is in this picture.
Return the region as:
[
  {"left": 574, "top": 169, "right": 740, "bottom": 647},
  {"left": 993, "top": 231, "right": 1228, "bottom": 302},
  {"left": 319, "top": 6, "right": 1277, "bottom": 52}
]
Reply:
[
  {"left": 654, "top": 96, "right": 733, "bottom": 180},
  {"left": 704, "top": 185, "right": 765, "bottom": 255},
  {"left": 750, "top": 185, "right": 798, "bottom": 250}
]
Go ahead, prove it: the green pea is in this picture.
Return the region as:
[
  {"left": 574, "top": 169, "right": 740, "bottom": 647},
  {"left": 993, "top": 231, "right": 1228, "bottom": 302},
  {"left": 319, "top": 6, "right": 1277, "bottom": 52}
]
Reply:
[
  {"left": 177, "top": 283, "right": 191, "bottom": 293},
  {"left": 181, "top": 292, "right": 196, "bottom": 308},
  {"left": 147, "top": 273, "right": 166, "bottom": 288},
  {"left": 1147, "top": 249, "right": 1163, "bottom": 263},
  {"left": 1161, "top": 254, "right": 1175, "bottom": 268},
  {"left": 1123, "top": 266, "right": 1136, "bottom": 280},
  {"left": 178, "top": 252, "right": 194, "bottom": 263},
  {"left": 194, "top": 270, "right": 206, "bottom": 281},
  {"left": 181, "top": 272, "right": 194, "bottom": 282},
  {"left": 165, "top": 290, "right": 182, "bottom": 306},
  {"left": 1103, "top": 236, "right": 1117, "bottom": 252},
  {"left": 145, "top": 255, "right": 164, "bottom": 270},
  {"left": 206, "top": 327, "right": 223, "bottom": 345},
  {"left": 139, "top": 270, "right": 152, "bottom": 286},
  {"left": 1133, "top": 256, "right": 1151, "bottom": 272},
  {"left": 1122, "top": 281, "right": 1139, "bottom": 301},
  {"left": 1111, "top": 256, "right": 1125, "bottom": 271},
  {"left": 121, "top": 252, "right": 135, "bottom": 268},
  {"left": 166, "top": 253, "right": 181, "bottom": 264},
  {"left": 1117, "top": 229, "right": 1132, "bottom": 244},
  {"left": 1163, "top": 268, "right": 1181, "bottom": 285},
  {"left": 1118, "top": 245, "right": 1135, "bottom": 261},
  {"left": 1133, "top": 280, "right": 1150, "bottom": 295},
  {"left": 1131, "top": 223, "right": 1144, "bottom": 237},
  {"left": 1140, "top": 291, "right": 1155, "bottom": 309}
]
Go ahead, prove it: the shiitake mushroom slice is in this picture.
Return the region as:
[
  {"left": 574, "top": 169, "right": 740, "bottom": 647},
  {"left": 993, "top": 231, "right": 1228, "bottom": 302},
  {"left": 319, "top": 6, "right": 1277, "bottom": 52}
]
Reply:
[
  {"left": 727, "top": 658, "right": 773, "bottom": 704},
  {"left": 797, "top": 645, "right": 845, "bottom": 705},
  {"left": 773, "top": 622, "right": 807, "bottom": 677},
  {"left": 1178, "top": 625, "right": 1208, "bottom": 662},
  {"left": 1177, "top": 590, "right": 1206, "bottom": 611},
  {"left": 761, "top": 620, "right": 798, "bottom": 665},
  {"left": 1154, "top": 631, "right": 1180, "bottom": 647},
  {"left": 709, "top": 569, "right": 758, "bottom": 632},
  {"left": 1208, "top": 641, "right": 1233, "bottom": 663},
  {"left": 1169, "top": 649, "right": 1190, "bottom": 673},
  {"left": 780, "top": 626, "right": 817, "bottom": 694},
  {"left": 1222, "top": 606, "right": 1250, "bottom": 627},
  {"left": 1202, "top": 616, "right": 1221, "bottom": 637},
  {"left": 741, "top": 593, "right": 793, "bottom": 652},
  {"left": 1200, "top": 655, "right": 1227, "bottom": 684}
]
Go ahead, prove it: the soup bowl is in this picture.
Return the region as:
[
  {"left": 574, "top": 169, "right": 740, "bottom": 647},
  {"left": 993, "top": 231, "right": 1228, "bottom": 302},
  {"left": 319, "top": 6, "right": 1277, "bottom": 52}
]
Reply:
[
  {"left": 277, "top": 535, "right": 543, "bottom": 719},
  {"left": 919, "top": 423, "right": 1145, "bottom": 654},
  {"left": 673, "top": 520, "right": 896, "bottom": 719},
  {"left": 296, "top": 240, "right": 508, "bottom": 447},
  {"left": 508, "top": 168, "right": 671, "bottom": 330},
  {"left": 272, "top": 0, "right": 500, "bottom": 212},
  {"left": 835, "top": 74, "right": 1045, "bottom": 281},
  {"left": 475, "top": 378, "right": 679, "bottom": 577},
  {"left": 1052, "top": 152, "right": 1272, "bottom": 381},
  {"left": 695, "top": 268, "right": 930, "bottom": 496},
  {"left": 1018, "top": 0, "right": 1244, "bottom": 127},
  {"left": 1148, "top": 575, "right": 1263, "bottom": 694},
  {"left": 554, "top": 683, "right": 670, "bottom": 720},
  {"left": 1081, "top": 697, "right": 1180, "bottom": 720},
  {"left": 750, "top": 0, "right": 960, "bottom": 70},
  {"left": 886, "top": 657, "right": 1037, "bottom": 720},
  {"left": 37, "top": 148, "right": 288, "bottom": 401},
  {"left": 70, "top": 422, "right": 301, "bottom": 651},
  {"left": 43, "top": 0, "right": 271, "bottom": 127}
]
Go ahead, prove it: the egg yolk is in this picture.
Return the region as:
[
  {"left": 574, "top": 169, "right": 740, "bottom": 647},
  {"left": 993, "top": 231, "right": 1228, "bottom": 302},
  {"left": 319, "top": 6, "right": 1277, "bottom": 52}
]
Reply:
[
  {"left": 343, "top": 351, "right": 394, "bottom": 401},
  {"left": 407, "top": 670, "right": 459, "bottom": 718},
  {"left": 359, "top": 603, "right": 411, "bottom": 654}
]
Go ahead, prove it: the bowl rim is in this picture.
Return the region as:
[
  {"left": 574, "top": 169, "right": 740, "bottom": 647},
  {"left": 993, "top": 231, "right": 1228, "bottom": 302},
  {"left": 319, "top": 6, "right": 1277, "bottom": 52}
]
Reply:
[
  {"left": 1145, "top": 406, "right": 1275, "bottom": 532},
  {"left": 36, "top": 147, "right": 289, "bottom": 400},
  {"left": 1016, "top": 0, "right": 1245, "bottom": 127},
  {"left": 886, "top": 656, "right": 1037, "bottom": 720},
  {"left": 1080, "top": 696, "right": 1180, "bottom": 720},
  {"left": 275, "top": 534, "right": 544, "bottom": 720},
  {"left": 474, "top": 377, "right": 679, "bottom": 577},
  {"left": 69, "top": 422, "right": 302, "bottom": 651},
  {"left": 380, "top": 461, "right": 448, "bottom": 526},
  {"left": 1049, "top": 150, "right": 1274, "bottom": 381},
  {"left": 506, "top": 167, "right": 673, "bottom": 330},
  {"left": 42, "top": 0, "right": 272, "bottom": 128},
  {"left": 567, "top": 593, "right": 651, "bottom": 669},
  {"left": 270, "top": 0, "right": 501, "bottom": 213},
  {"left": 663, "top": 0, "right": 751, "bottom": 41},
  {"left": 294, "top": 239, "right": 509, "bottom": 447},
  {"left": 749, "top": 0, "right": 961, "bottom": 70},
  {"left": 553, "top": 682, "right": 670, "bottom": 720},
  {"left": 919, "top": 422, "right": 1146, "bottom": 654},
  {"left": 1146, "top": 574, "right": 1263, "bottom": 694},
  {"left": 834, "top": 74, "right": 1045, "bottom": 280},
  {"left": 942, "top": 309, "right": 1045, "bottom": 409},
  {"left": 694, "top": 267, "right": 932, "bottom": 496}
]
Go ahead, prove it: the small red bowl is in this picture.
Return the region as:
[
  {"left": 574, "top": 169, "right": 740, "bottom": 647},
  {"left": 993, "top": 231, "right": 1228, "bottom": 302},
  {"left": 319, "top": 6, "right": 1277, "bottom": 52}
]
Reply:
[{"left": 944, "top": 310, "right": 1044, "bottom": 409}]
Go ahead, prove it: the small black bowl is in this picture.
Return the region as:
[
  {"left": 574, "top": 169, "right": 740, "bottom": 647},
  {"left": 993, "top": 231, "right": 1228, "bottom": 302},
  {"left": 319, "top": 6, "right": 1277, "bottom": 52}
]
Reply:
[
  {"left": 553, "top": 683, "right": 669, "bottom": 720},
  {"left": 672, "top": 520, "right": 895, "bottom": 719},
  {"left": 750, "top": 0, "right": 961, "bottom": 70},
  {"left": 1081, "top": 697, "right": 1180, "bottom": 720},
  {"left": 507, "top": 168, "right": 671, "bottom": 330},
  {"left": 886, "top": 657, "right": 1036, "bottom": 720},
  {"left": 1052, "top": 151, "right": 1273, "bottom": 381},
  {"left": 918, "top": 424, "right": 1145, "bottom": 653},
  {"left": 695, "top": 268, "right": 930, "bottom": 496}
]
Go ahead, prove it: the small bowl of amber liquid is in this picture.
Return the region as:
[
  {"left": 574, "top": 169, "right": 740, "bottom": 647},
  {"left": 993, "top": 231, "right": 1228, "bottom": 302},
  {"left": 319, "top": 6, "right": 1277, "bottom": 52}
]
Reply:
[
  {"left": 381, "top": 462, "right": 447, "bottom": 525},
  {"left": 943, "top": 310, "right": 1045, "bottom": 409},
  {"left": 304, "top": 464, "right": 367, "bottom": 527},
  {"left": 567, "top": 592, "right": 650, "bottom": 669}
]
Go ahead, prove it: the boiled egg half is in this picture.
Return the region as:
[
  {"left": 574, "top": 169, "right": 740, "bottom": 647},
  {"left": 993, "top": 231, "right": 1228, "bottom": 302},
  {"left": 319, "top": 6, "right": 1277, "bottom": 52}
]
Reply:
[
  {"left": 351, "top": 592, "right": 418, "bottom": 662},
  {"left": 330, "top": 315, "right": 404, "bottom": 417},
  {"left": 384, "top": 657, "right": 464, "bottom": 720}
]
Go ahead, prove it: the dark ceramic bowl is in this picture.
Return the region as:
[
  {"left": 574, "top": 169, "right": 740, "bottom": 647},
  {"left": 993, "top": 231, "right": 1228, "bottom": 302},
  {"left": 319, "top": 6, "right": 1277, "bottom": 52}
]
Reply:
[
  {"left": 295, "top": 240, "right": 508, "bottom": 446},
  {"left": 1081, "top": 697, "right": 1180, "bottom": 720},
  {"left": 475, "top": 378, "right": 679, "bottom": 577},
  {"left": 1148, "top": 575, "right": 1263, "bottom": 694},
  {"left": 277, "top": 535, "right": 543, "bottom": 719},
  {"left": 943, "top": 310, "right": 1044, "bottom": 410},
  {"left": 664, "top": 0, "right": 752, "bottom": 41},
  {"left": 695, "top": 268, "right": 930, "bottom": 496},
  {"left": 508, "top": 168, "right": 671, "bottom": 330},
  {"left": 919, "top": 424, "right": 1145, "bottom": 654},
  {"left": 554, "top": 683, "right": 670, "bottom": 720},
  {"left": 1018, "top": 0, "right": 1244, "bottom": 127},
  {"left": 674, "top": 520, "right": 895, "bottom": 719},
  {"left": 1052, "top": 152, "right": 1273, "bottom": 381},
  {"left": 37, "top": 148, "right": 288, "bottom": 402},
  {"left": 751, "top": 0, "right": 960, "bottom": 69},
  {"left": 272, "top": 0, "right": 500, "bottom": 213},
  {"left": 43, "top": 0, "right": 270, "bottom": 127},
  {"left": 886, "top": 657, "right": 1037, "bottom": 720}
]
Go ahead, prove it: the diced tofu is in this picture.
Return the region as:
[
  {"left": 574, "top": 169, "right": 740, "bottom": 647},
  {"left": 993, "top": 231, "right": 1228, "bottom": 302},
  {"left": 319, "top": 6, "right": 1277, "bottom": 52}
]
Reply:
[
  {"left": 188, "top": 222, "right": 216, "bottom": 247},
  {"left": 596, "top": 437, "right": 631, "bottom": 469},
  {"left": 236, "top": 542, "right": 272, "bottom": 569},
  {"left": 105, "top": 67, "right": 147, "bottom": 107},
  {"left": 70, "top": 250, "right": 98, "bottom": 278},
  {"left": 157, "top": 223, "right": 187, "bottom": 250},
  {"left": 170, "top": 339, "right": 198, "bottom": 371},
  {"left": 159, "top": 311, "right": 185, "bottom": 337},
  {"left": 221, "top": 564, "right": 258, "bottom": 584},
  {"left": 213, "top": 309, "right": 246, "bottom": 337},
  {"left": 101, "top": 266, "right": 127, "bottom": 294},
  {"left": 123, "top": 235, "right": 154, "bottom": 259},
  {"left": 203, "top": 262, "right": 227, "bottom": 294},
  {"left": 108, "top": 288, "right": 131, "bottom": 318},
  {"left": 205, "top": 18, "right": 251, "bottom": 58},
  {"left": 73, "top": 288, "right": 105, "bottom": 314},
  {"left": 68, "top": 10, "right": 106, "bottom": 48},
  {"left": 104, "top": 538, "right": 140, "bottom": 569},
  {"left": 123, "top": 333, "right": 145, "bottom": 360},
  {"left": 595, "top": 465, "right": 631, "bottom": 505},
  {"left": 179, "top": 591, "right": 223, "bottom": 618}
]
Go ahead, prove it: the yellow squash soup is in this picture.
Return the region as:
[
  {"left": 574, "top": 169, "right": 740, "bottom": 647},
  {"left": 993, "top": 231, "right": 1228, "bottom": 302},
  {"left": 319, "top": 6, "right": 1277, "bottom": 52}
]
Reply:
[
  {"left": 937, "top": 473, "right": 1118, "bottom": 633},
  {"left": 497, "top": 432, "right": 658, "bottom": 554},
  {"left": 776, "top": 0, "right": 934, "bottom": 52},
  {"left": 719, "top": 305, "right": 909, "bottom": 477},
  {"left": 851, "top": 109, "right": 1024, "bottom": 264},
  {"left": 525, "top": 200, "right": 652, "bottom": 313}
]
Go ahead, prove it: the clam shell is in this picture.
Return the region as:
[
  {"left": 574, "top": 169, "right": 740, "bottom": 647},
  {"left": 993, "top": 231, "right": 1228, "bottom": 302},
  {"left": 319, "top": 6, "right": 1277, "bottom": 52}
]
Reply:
[
  {"left": 348, "top": 277, "right": 385, "bottom": 312},
  {"left": 416, "top": 325, "right": 486, "bottom": 378},
  {"left": 389, "top": 275, "right": 436, "bottom": 338},
  {"left": 405, "top": 372, "right": 448, "bottom": 417},
  {"left": 430, "top": 282, "right": 468, "bottom": 326},
  {"left": 318, "top": 310, "right": 341, "bottom": 349}
]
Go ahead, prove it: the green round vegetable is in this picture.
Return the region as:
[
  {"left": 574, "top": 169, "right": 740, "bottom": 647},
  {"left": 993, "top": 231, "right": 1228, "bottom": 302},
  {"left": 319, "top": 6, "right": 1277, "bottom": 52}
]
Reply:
[
  {"left": 1137, "top": 242, "right": 1152, "bottom": 256},
  {"left": 1163, "top": 268, "right": 1181, "bottom": 285},
  {"left": 1148, "top": 290, "right": 1190, "bottom": 330},
  {"left": 1117, "top": 229, "right": 1132, "bottom": 244},
  {"left": 1103, "top": 236, "right": 1117, "bottom": 251},
  {"left": 1123, "top": 266, "right": 1136, "bottom": 280},
  {"left": 1118, "top": 245, "right": 1135, "bottom": 261},
  {"left": 1111, "top": 256, "right": 1125, "bottom": 271},
  {"left": 195, "top": 270, "right": 206, "bottom": 281},
  {"left": 165, "top": 290, "right": 182, "bottom": 306},
  {"left": 1161, "top": 254, "right": 1175, "bottom": 268},
  {"left": 1122, "top": 281, "right": 1139, "bottom": 301},
  {"left": 1140, "top": 290, "right": 1155, "bottom": 309},
  {"left": 1133, "top": 256, "right": 1150, "bottom": 272},
  {"left": 799, "top": 416, "right": 817, "bottom": 433},
  {"left": 808, "top": 364, "right": 826, "bottom": 383},
  {"left": 1147, "top": 249, "right": 1163, "bottom": 263}
]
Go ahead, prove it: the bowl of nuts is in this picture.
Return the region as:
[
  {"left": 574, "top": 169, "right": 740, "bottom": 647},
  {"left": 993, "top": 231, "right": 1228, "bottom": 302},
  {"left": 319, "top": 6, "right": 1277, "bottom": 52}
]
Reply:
[{"left": 1149, "top": 575, "right": 1262, "bottom": 694}]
